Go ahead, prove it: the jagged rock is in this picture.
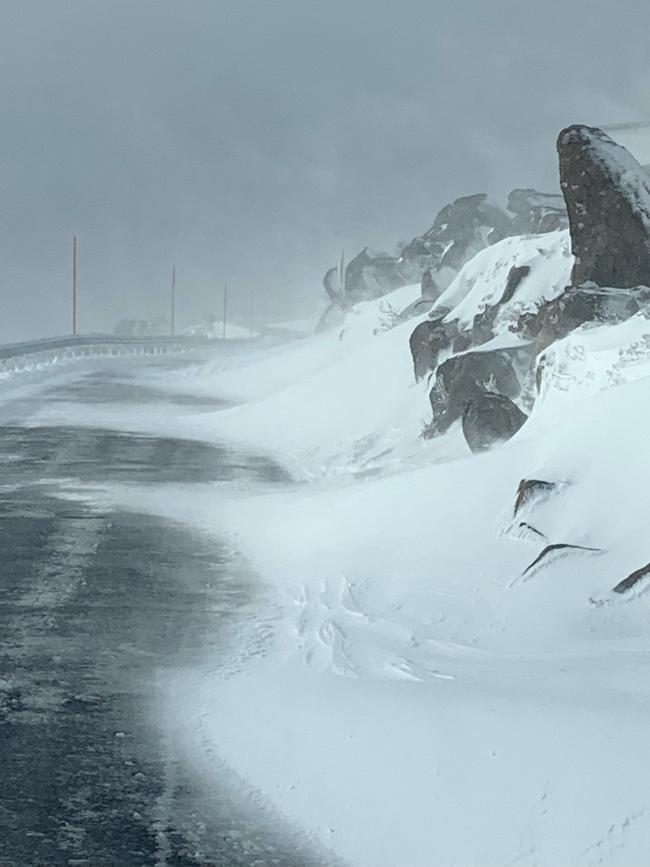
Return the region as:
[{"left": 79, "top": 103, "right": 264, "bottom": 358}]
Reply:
[
  {"left": 462, "top": 392, "right": 528, "bottom": 452},
  {"left": 344, "top": 247, "right": 404, "bottom": 303},
  {"left": 459, "top": 264, "right": 534, "bottom": 348},
  {"left": 323, "top": 266, "right": 343, "bottom": 304},
  {"left": 502, "top": 265, "right": 532, "bottom": 305},
  {"left": 421, "top": 268, "right": 437, "bottom": 297},
  {"left": 557, "top": 124, "right": 650, "bottom": 288},
  {"left": 451, "top": 329, "right": 473, "bottom": 354},
  {"left": 522, "top": 543, "right": 603, "bottom": 577},
  {"left": 613, "top": 562, "right": 650, "bottom": 594},
  {"left": 409, "top": 318, "right": 450, "bottom": 381},
  {"left": 402, "top": 194, "right": 511, "bottom": 275},
  {"left": 522, "top": 285, "right": 648, "bottom": 350},
  {"left": 429, "top": 349, "right": 521, "bottom": 432},
  {"left": 507, "top": 188, "right": 568, "bottom": 235},
  {"left": 320, "top": 185, "right": 566, "bottom": 312},
  {"left": 513, "top": 479, "right": 557, "bottom": 515}
]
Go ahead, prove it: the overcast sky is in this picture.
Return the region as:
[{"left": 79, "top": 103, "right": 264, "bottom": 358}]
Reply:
[{"left": 2, "top": 0, "right": 650, "bottom": 340}]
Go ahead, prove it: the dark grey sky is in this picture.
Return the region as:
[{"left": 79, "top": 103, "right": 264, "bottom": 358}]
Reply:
[{"left": 2, "top": 0, "right": 650, "bottom": 340}]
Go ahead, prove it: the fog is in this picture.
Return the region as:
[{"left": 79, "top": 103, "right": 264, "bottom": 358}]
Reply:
[{"left": 2, "top": 0, "right": 650, "bottom": 341}]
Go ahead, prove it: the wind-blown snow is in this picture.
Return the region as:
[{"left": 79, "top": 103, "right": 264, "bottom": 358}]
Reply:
[
  {"left": 40, "top": 240, "right": 650, "bottom": 867},
  {"left": 435, "top": 229, "right": 573, "bottom": 332},
  {"left": 170, "top": 283, "right": 447, "bottom": 477},
  {"left": 533, "top": 310, "right": 650, "bottom": 419}
]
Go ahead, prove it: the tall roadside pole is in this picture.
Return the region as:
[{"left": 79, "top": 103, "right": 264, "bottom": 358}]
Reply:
[
  {"left": 72, "top": 235, "right": 78, "bottom": 336},
  {"left": 222, "top": 283, "right": 228, "bottom": 340},
  {"left": 170, "top": 265, "right": 176, "bottom": 337}
]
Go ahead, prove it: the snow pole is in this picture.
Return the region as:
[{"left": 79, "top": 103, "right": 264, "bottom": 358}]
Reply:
[
  {"left": 72, "top": 235, "right": 77, "bottom": 336},
  {"left": 171, "top": 265, "right": 176, "bottom": 337},
  {"left": 222, "top": 283, "right": 228, "bottom": 339}
]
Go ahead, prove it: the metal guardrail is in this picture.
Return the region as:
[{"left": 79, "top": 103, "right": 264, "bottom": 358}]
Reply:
[{"left": 0, "top": 333, "right": 251, "bottom": 362}]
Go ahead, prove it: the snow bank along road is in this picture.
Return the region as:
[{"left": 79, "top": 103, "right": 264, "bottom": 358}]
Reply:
[{"left": 0, "top": 353, "right": 334, "bottom": 867}]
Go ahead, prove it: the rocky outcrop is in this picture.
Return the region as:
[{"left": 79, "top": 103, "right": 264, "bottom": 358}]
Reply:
[
  {"left": 428, "top": 349, "right": 521, "bottom": 433},
  {"left": 343, "top": 247, "right": 404, "bottom": 304},
  {"left": 612, "top": 562, "right": 650, "bottom": 594},
  {"left": 409, "top": 316, "right": 451, "bottom": 382},
  {"left": 323, "top": 266, "right": 343, "bottom": 304},
  {"left": 400, "top": 194, "right": 512, "bottom": 279},
  {"left": 520, "top": 285, "right": 650, "bottom": 352},
  {"left": 421, "top": 268, "right": 436, "bottom": 297},
  {"left": 320, "top": 186, "right": 567, "bottom": 320},
  {"left": 557, "top": 124, "right": 650, "bottom": 288},
  {"left": 462, "top": 392, "right": 527, "bottom": 452},
  {"left": 522, "top": 543, "right": 603, "bottom": 577},
  {"left": 507, "top": 188, "right": 568, "bottom": 234},
  {"left": 513, "top": 479, "right": 557, "bottom": 516}
]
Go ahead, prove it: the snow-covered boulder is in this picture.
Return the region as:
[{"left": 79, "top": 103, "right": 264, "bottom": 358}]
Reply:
[
  {"left": 408, "top": 313, "right": 451, "bottom": 382},
  {"left": 434, "top": 229, "right": 574, "bottom": 344},
  {"left": 523, "top": 285, "right": 649, "bottom": 351},
  {"left": 462, "top": 391, "right": 528, "bottom": 452},
  {"left": 343, "top": 246, "right": 405, "bottom": 303},
  {"left": 428, "top": 348, "right": 522, "bottom": 434},
  {"left": 400, "top": 193, "right": 512, "bottom": 276},
  {"left": 558, "top": 124, "right": 650, "bottom": 288},
  {"left": 507, "top": 187, "right": 568, "bottom": 234}
]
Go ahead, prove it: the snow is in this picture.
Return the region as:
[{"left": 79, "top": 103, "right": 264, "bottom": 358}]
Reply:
[
  {"left": 0, "top": 339, "right": 208, "bottom": 381},
  {"left": 168, "top": 310, "right": 650, "bottom": 866},
  {"left": 164, "top": 283, "right": 442, "bottom": 477},
  {"left": 533, "top": 310, "right": 650, "bottom": 418},
  {"left": 183, "top": 319, "right": 254, "bottom": 339},
  {"left": 434, "top": 229, "right": 573, "bottom": 333},
  {"left": 27, "top": 245, "right": 650, "bottom": 865}
]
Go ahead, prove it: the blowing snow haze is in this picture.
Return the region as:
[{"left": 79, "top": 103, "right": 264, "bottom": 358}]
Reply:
[{"left": 2, "top": 0, "right": 650, "bottom": 342}]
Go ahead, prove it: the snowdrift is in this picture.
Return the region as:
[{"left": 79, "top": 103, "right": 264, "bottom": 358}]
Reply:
[
  {"left": 41, "top": 232, "right": 650, "bottom": 866},
  {"left": 140, "top": 243, "right": 650, "bottom": 866}
]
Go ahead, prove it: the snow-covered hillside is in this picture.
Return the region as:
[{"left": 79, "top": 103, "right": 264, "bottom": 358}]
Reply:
[{"left": 95, "top": 254, "right": 650, "bottom": 866}]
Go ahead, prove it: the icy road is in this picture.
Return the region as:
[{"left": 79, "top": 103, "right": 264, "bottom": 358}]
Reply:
[{"left": 0, "top": 354, "right": 331, "bottom": 867}]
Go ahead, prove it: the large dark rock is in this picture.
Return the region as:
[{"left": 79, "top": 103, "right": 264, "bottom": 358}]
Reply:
[
  {"left": 501, "top": 265, "right": 532, "bottom": 305},
  {"left": 462, "top": 392, "right": 528, "bottom": 452},
  {"left": 343, "top": 247, "right": 404, "bottom": 303},
  {"left": 557, "top": 125, "right": 650, "bottom": 288},
  {"left": 421, "top": 268, "right": 437, "bottom": 297},
  {"left": 409, "top": 316, "right": 451, "bottom": 381},
  {"left": 429, "top": 349, "right": 521, "bottom": 432},
  {"left": 520, "top": 285, "right": 649, "bottom": 351},
  {"left": 401, "top": 194, "right": 512, "bottom": 277},
  {"left": 319, "top": 185, "right": 566, "bottom": 315},
  {"left": 507, "top": 188, "right": 568, "bottom": 235}
]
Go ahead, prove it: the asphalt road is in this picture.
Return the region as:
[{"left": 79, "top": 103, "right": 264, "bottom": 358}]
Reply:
[{"left": 0, "top": 358, "right": 330, "bottom": 867}]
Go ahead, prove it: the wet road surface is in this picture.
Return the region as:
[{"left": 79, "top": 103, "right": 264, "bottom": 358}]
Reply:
[{"left": 0, "top": 361, "right": 330, "bottom": 867}]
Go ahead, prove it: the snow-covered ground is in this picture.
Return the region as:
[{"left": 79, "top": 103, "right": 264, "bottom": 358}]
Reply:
[{"left": 26, "top": 264, "right": 650, "bottom": 865}]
